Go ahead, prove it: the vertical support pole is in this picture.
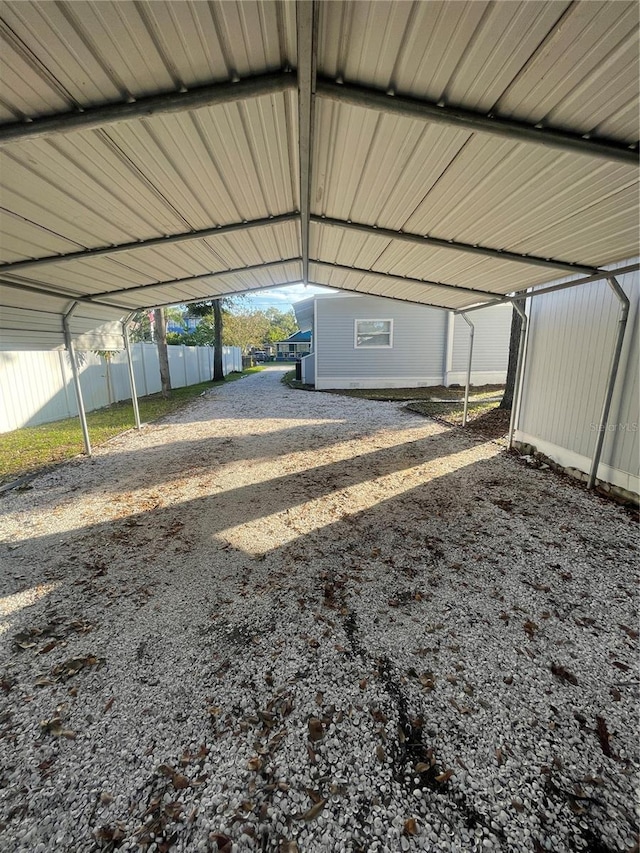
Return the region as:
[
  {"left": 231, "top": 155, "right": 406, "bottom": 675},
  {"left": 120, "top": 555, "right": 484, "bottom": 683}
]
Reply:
[
  {"left": 507, "top": 299, "right": 528, "bottom": 450},
  {"left": 123, "top": 317, "right": 141, "bottom": 430},
  {"left": 587, "top": 275, "right": 630, "bottom": 489},
  {"left": 62, "top": 303, "right": 92, "bottom": 457},
  {"left": 460, "top": 313, "right": 474, "bottom": 426}
]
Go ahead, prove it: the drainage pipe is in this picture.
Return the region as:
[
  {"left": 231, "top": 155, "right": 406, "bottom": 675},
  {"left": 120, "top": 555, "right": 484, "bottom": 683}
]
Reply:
[
  {"left": 123, "top": 315, "right": 141, "bottom": 431},
  {"left": 507, "top": 300, "right": 528, "bottom": 450},
  {"left": 460, "top": 313, "right": 474, "bottom": 426},
  {"left": 62, "top": 303, "right": 92, "bottom": 457},
  {"left": 587, "top": 276, "right": 630, "bottom": 489}
]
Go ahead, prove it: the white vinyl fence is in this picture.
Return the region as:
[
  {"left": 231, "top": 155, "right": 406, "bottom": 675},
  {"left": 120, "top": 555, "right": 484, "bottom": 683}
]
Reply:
[{"left": 0, "top": 343, "right": 242, "bottom": 433}]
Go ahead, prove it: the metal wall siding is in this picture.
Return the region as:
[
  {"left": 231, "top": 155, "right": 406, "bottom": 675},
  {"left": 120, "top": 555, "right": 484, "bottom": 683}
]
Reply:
[
  {"left": 518, "top": 263, "right": 639, "bottom": 478},
  {"left": 315, "top": 294, "right": 446, "bottom": 380}
]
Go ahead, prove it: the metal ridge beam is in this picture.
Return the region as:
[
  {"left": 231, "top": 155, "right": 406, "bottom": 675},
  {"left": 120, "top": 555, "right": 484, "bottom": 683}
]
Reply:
[
  {"left": 0, "top": 213, "right": 300, "bottom": 274},
  {"left": 0, "top": 72, "right": 295, "bottom": 145},
  {"left": 90, "top": 257, "right": 303, "bottom": 303},
  {"left": 310, "top": 259, "right": 500, "bottom": 300},
  {"left": 317, "top": 78, "right": 639, "bottom": 165},
  {"left": 311, "top": 216, "right": 599, "bottom": 275},
  {"left": 297, "top": 0, "right": 318, "bottom": 286}
]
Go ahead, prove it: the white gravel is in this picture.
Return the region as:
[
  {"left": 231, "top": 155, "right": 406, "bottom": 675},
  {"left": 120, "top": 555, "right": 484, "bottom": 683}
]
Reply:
[{"left": 0, "top": 365, "right": 637, "bottom": 853}]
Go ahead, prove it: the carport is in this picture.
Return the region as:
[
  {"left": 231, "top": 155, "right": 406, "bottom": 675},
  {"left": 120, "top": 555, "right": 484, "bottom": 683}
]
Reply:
[{"left": 0, "top": 1, "right": 638, "bottom": 479}]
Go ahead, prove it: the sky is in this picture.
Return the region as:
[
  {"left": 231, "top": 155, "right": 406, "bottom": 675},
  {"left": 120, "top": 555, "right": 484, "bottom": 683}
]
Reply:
[{"left": 238, "top": 283, "right": 334, "bottom": 313}]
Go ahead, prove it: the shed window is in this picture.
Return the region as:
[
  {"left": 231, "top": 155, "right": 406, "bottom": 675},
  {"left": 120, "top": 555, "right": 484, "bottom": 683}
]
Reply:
[{"left": 355, "top": 319, "right": 393, "bottom": 348}]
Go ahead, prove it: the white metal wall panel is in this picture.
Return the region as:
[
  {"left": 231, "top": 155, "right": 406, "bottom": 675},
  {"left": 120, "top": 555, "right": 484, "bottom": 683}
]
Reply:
[{"left": 516, "top": 261, "right": 639, "bottom": 492}]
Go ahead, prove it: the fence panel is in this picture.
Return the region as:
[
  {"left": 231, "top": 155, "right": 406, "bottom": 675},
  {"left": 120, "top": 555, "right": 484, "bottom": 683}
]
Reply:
[{"left": 1, "top": 344, "right": 241, "bottom": 432}]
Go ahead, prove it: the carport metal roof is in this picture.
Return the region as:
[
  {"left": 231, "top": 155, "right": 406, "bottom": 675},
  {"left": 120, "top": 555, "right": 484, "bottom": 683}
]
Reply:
[{"left": 0, "top": 0, "right": 638, "bottom": 350}]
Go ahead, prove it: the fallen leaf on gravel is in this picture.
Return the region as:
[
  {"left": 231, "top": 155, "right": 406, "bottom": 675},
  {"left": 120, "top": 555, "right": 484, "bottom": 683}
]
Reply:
[
  {"left": 38, "top": 640, "right": 57, "bottom": 654},
  {"left": 610, "top": 687, "right": 621, "bottom": 701},
  {"left": 403, "top": 818, "right": 418, "bottom": 836},
  {"left": 359, "top": 678, "right": 367, "bottom": 690},
  {"left": 298, "top": 799, "right": 326, "bottom": 821},
  {"left": 280, "top": 842, "right": 299, "bottom": 853},
  {"left": 415, "top": 762, "right": 431, "bottom": 774},
  {"left": 104, "top": 697, "right": 114, "bottom": 712},
  {"left": 495, "top": 748, "right": 504, "bottom": 766},
  {"left": 306, "top": 789, "right": 324, "bottom": 804},
  {"left": 210, "top": 833, "right": 233, "bottom": 852},
  {"left": 247, "top": 757, "right": 263, "bottom": 772},
  {"left": 376, "top": 745, "right": 386, "bottom": 762},
  {"left": 94, "top": 824, "right": 126, "bottom": 843},
  {"left": 511, "top": 800, "right": 525, "bottom": 813},
  {"left": 611, "top": 661, "right": 630, "bottom": 671},
  {"left": 52, "top": 654, "right": 102, "bottom": 681},
  {"left": 503, "top": 675, "right": 513, "bottom": 685},
  {"left": 308, "top": 718, "right": 324, "bottom": 741},
  {"left": 523, "top": 620, "right": 538, "bottom": 638},
  {"left": 550, "top": 663, "right": 578, "bottom": 685},
  {"left": 435, "top": 769, "right": 454, "bottom": 784},
  {"left": 619, "top": 624, "right": 639, "bottom": 640},
  {"left": 99, "top": 792, "right": 113, "bottom": 804},
  {"left": 34, "top": 676, "right": 55, "bottom": 687},
  {"left": 172, "top": 773, "right": 190, "bottom": 789},
  {"left": 596, "top": 716, "right": 614, "bottom": 758}
]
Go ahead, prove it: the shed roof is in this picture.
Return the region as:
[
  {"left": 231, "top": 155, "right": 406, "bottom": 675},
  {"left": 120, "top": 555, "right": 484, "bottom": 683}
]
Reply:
[{"left": 0, "top": 0, "right": 638, "bottom": 349}]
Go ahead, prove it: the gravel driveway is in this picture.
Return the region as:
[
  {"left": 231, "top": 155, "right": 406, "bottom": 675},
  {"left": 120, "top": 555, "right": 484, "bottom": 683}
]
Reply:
[{"left": 0, "top": 365, "right": 637, "bottom": 853}]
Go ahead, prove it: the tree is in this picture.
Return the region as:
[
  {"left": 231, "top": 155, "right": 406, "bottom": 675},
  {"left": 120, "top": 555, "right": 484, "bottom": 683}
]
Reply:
[
  {"left": 153, "top": 307, "right": 172, "bottom": 398},
  {"left": 265, "top": 308, "right": 298, "bottom": 346},
  {"left": 189, "top": 299, "right": 227, "bottom": 381},
  {"left": 499, "top": 305, "right": 523, "bottom": 410},
  {"left": 212, "top": 299, "right": 224, "bottom": 381},
  {"left": 222, "top": 311, "right": 270, "bottom": 352}
]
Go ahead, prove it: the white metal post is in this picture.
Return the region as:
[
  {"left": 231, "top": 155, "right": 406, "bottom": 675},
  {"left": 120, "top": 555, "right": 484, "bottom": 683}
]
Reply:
[
  {"left": 460, "top": 314, "right": 475, "bottom": 426},
  {"left": 123, "top": 318, "right": 141, "bottom": 430},
  {"left": 62, "top": 303, "right": 92, "bottom": 457},
  {"left": 587, "top": 276, "right": 630, "bottom": 490},
  {"left": 507, "top": 300, "right": 528, "bottom": 450}
]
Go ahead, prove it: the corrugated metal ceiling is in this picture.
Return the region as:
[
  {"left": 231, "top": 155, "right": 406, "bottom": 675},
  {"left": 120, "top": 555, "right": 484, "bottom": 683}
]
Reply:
[{"left": 0, "top": 0, "right": 637, "bottom": 349}]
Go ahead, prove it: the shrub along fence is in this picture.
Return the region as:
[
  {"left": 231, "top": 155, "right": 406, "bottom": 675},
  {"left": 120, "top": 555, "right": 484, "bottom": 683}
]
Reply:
[{"left": 0, "top": 343, "right": 242, "bottom": 432}]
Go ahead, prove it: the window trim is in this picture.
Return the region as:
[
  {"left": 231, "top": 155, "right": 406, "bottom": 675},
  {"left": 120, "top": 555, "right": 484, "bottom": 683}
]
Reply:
[{"left": 354, "top": 318, "right": 394, "bottom": 349}]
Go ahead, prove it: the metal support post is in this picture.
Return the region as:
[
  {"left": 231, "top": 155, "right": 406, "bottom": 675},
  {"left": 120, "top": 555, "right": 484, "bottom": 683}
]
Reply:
[
  {"left": 62, "top": 303, "right": 92, "bottom": 457},
  {"left": 507, "top": 300, "right": 528, "bottom": 450},
  {"left": 123, "top": 317, "right": 141, "bottom": 431},
  {"left": 460, "top": 314, "right": 475, "bottom": 426},
  {"left": 587, "top": 276, "right": 630, "bottom": 489}
]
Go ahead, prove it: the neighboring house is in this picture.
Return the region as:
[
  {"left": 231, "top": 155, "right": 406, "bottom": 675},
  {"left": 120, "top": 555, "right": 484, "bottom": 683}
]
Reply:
[
  {"left": 275, "top": 330, "right": 312, "bottom": 359},
  {"left": 293, "top": 293, "right": 512, "bottom": 390},
  {"left": 514, "top": 260, "right": 638, "bottom": 501}
]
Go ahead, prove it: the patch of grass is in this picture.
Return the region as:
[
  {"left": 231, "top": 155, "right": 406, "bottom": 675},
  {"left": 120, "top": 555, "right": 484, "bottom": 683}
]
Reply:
[
  {"left": 0, "top": 370, "right": 258, "bottom": 485},
  {"left": 405, "top": 399, "right": 501, "bottom": 423},
  {"left": 324, "top": 384, "right": 504, "bottom": 402}
]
